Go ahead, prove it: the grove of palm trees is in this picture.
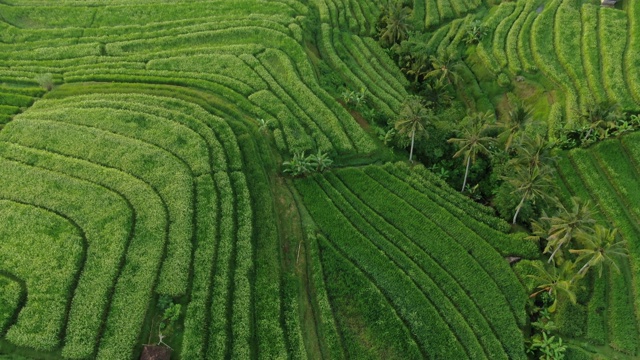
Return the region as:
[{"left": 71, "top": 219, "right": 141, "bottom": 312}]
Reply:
[{"left": 0, "top": 0, "right": 638, "bottom": 359}]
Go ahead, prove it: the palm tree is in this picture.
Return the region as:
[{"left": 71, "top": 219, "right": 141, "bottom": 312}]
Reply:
[
  {"left": 404, "top": 55, "right": 430, "bottom": 83},
  {"left": 379, "top": 0, "right": 412, "bottom": 46},
  {"left": 425, "top": 50, "right": 463, "bottom": 86},
  {"left": 543, "top": 197, "right": 597, "bottom": 263},
  {"left": 496, "top": 102, "right": 535, "bottom": 151},
  {"left": 508, "top": 134, "right": 556, "bottom": 171},
  {"left": 395, "top": 96, "right": 433, "bottom": 162},
  {"left": 504, "top": 164, "right": 555, "bottom": 224},
  {"left": 420, "top": 78, "right": 453, "bottom": 109},
  {"left": 528, "top": 261, "right": 578, "bottom": 313},
  {"left": 570, "top": 225, "right": 628, "bottom": 277},
  {"left": 448, "top": 111, "right": 495, "bottom": 191}
]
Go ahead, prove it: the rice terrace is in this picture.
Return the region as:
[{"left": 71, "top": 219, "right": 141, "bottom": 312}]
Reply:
[{"left": 0, "top": 0, "right": 639, "bottom": 359}]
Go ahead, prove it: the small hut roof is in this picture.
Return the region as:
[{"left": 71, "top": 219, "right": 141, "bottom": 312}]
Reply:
[{"left": 140, "top": 345, "right": 171, "bottom": 360}]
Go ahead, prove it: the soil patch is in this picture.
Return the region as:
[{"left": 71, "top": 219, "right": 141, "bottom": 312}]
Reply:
[{"left": 140, "top": 345, "right": 171, "bottom": 360}]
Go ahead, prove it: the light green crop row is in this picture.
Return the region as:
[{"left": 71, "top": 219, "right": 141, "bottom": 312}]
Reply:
[
  {"left": 207, "top": 171, "right": 235, "bottom": 359},
  {"left": 450, "top": 0, "right": 470, "bottom": 17},
  {"left": 599, "top": 8, "right": 637, "bottom": 110},
  {"left": 256, "top": 50, "right": 354, "bottom": 152},
  {"left": 493, "top": 1, "right": 524, "bottom": 69},
  {"left": 555, "top": 0, "right": 593, "bottom": 109},
  {"left": 60, "top": 71, "right": 266, "bottom": 124},
  {"left": 363, "top": 37, "right": 409, "bottom": 86},
  {"left": 147, "top": 54, "right": 267, "bottom": 92},
  {"left": 322, "top": 173, "right": 510, "bottom": 360},
  {"left": 0, "top": 201, "right": 83, "bottom": 352},
  {"left": 312, "top": 0, "right": 331, "bottom": 23},
  {"left": 331, "top": 0, "right": 356, "bottom": 31},
  {"left": 0, "top": 42, "right": 101, "bottom": 61},
  {"left": 42, "top": 96, "right": 230, "bottom": 172},
  {"left": 45, "top": 86, "right": 243, "bottom": 170},
  {"left": 607, "top": 263, "right": 638, "bottom": 355},
  {"left": 547, "top": 102, "right": 563, "bottom": 141},
  {"left": 333, "top": 32, "right": 403, "bottom": 112},
  {"left": 567, "top": 147, "right": 640, "bottom": 348},
  {"left": 1, "top": 117, "right": 193, "bottom": 298},
  {"left": 385, "top": 164, "right": 538, "bottom": 258},
  {"left": 230, "top": 172, "right": 254, "bottom": 359},
  {"left": 437, "top": 0, "right": 456, "bottom": 22},
  {"left": 66, "top": 67, "right": 255, "bottom": 97},
  {"left": 531, "top": 0, "right": 580, "bottom": 124},
  {"left": 505, "top": 0, "right": 535, "bottom": 74},
  {"left": 580, "top": 5, "right": 608, "bottom": 105},
  {"left": 0, "top": 274, "right": 22, "bottom": 333},
  {"left": 296, "top": 176, "right": 469, "bottom": 359},
  {"left": 264, "top": 42, "right": 376, "bottom": 154},
  {"left": 117, "top": 93, "right": 243, "bottom": 171},
  {"left": 247, "top": 89, "right": 315, "bottom": 154},
  {"left": 592, "top": 141, "right": 640, "bottom": 224},
  {"left": 0, "top": 140, "right": 166, "bottom": 359},
  {"left": 586, "top": 273, "right": 607, "bottom": 345},
  {"left": 350, "top": 35, "right": 408, "bottom": 100},
  {"left": 105, "top": 25, "right": 291, "bottom": 57},
  {"left": 234, "top": 130, "right": 288, "bottom": 359},
  {"left": 426, "top": 23, "right": 452, "bottom": 55},
  {"left": 307, "top": 233, "right": 345, "bottom": 359},
  {"left": 426, "top": 0, "right": 441, "bottom": 28},
  {"left": 24, "top": 105, "right": 210, "bottom": 174},
  {"left": 345, "top": 167, "right": 528, "bottom": 332},
  {"left": 246, "top": 55, "right": 335, "bottom": 153},
  {"left": 477, "top": 2, "right": 516, "bottom": 74},
  {"left": 436, "top": 18, "right": 464, "bottom": 57},
  {"left": 626, "top": 0, "right": 640, "bottom": 102},
  {"left": 0, "top": 1, "right": 295, "bottom": 31},
  {"left": 0, "top": 92, "right": 34, "bottom": 108},
  {"left": 316, "top": 234, "right": 423, "bottom": 359},
  {"left": 318, "top": 24, "right": 396, "bottom": 117},
  {"left": 445, "top": 15, "right": 474, "bottom": 56},
  {"left": 181, "top": 176, "right": 218, "bottom": 360},
  {"left": 516, "top": 12, "right": 537, "bottom": 72},
  {"left": 458, "top": 62, "right": 494, "bottom": 113},
  {"left": 0, "top": 155, "right": 131, "bottom": 359},
  {"left": 31, "top": 93, "right": 235, "bottom": 171}
]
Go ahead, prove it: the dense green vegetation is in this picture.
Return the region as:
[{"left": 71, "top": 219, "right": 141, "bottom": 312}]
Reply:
[{"left": 0, "top": 0, "right": 638, "bottom": 359}]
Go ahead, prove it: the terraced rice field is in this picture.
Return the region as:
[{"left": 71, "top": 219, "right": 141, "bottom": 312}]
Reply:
[
  {"left": 413, "top": 0, "right": 482, "bottom": 30},
  {"left": 474, "top": 0, "right": 640, "bottom": 122},
  {"left": 297, "top": 164, "right": 537, "bottom": 359},
  {"left": 554, "top": 133, "right": 640, "bottom": 356},
  {"left": 0, "top": 1, "right": 531, "bottom": 359},
  {"left": 1, "top": 0, "right": 639, "bottom": 359}
]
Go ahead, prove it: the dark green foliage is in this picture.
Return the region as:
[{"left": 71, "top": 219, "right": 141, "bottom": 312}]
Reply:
[{"left": 554, "top": 300, "right": 586, "bottom": 339}]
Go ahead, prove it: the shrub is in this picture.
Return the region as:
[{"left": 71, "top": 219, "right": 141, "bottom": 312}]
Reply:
[
  {"left": 497, "top": 72, "right": 510, "bottom": 87},
  {"left": 34, "top": 73, "right": 54, "bottom": 91}
]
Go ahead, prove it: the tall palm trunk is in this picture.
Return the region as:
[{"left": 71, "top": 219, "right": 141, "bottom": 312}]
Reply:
[
  {"left": 513, "top": 193, "right": 527, "bottom": 224},
  {"left": 409, "top": 128, "right": 416, "bottom": 162},
  {"left": 548, "top": 242, "right": 563, "bottom": 263},
  {"left": 461, "top": 155, "right": 471, "bottom": 191},
  {"left": 577, "top": 259, "right": 591, "bottom": 274}
]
